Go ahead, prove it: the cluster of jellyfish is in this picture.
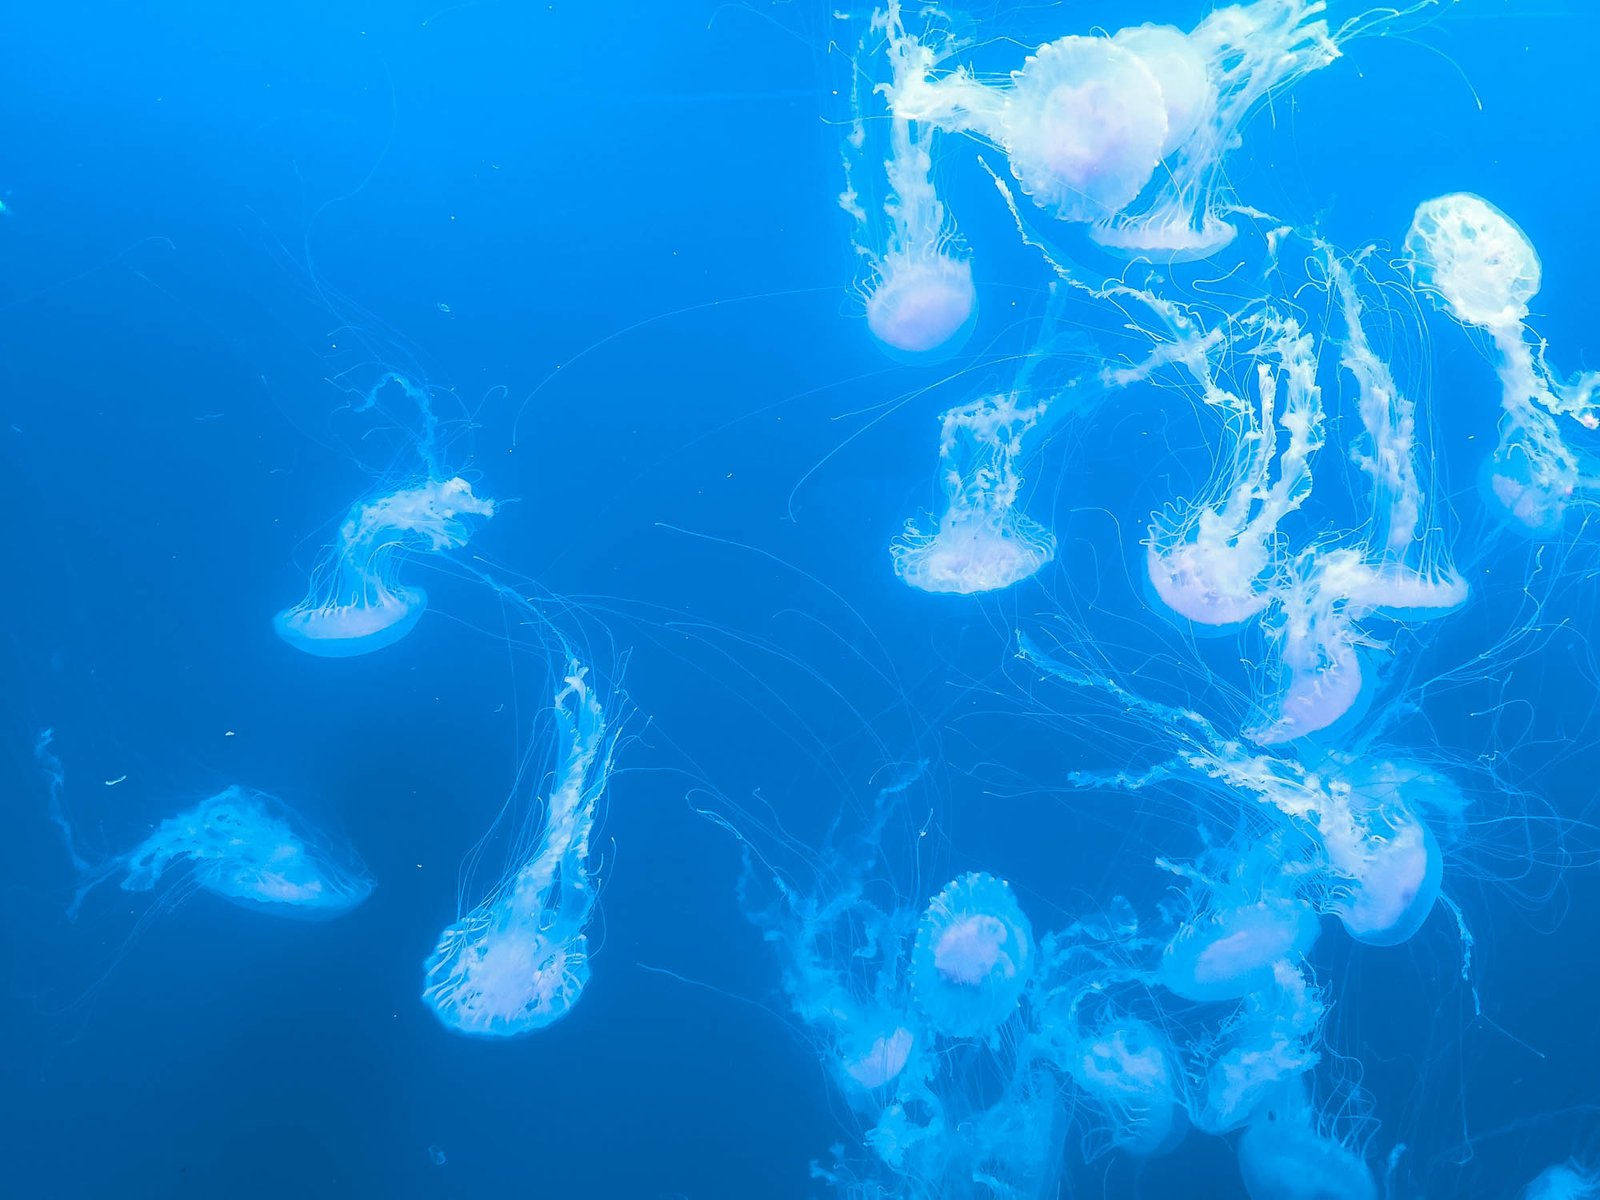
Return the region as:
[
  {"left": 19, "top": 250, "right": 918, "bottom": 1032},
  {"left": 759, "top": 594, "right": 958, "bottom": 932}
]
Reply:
[
  {"left": 727, "top": 0, "right": 1600, "bottom": 1194},
  {"left": 39, "top": 369, "right": 622, "bottom": 1042}
]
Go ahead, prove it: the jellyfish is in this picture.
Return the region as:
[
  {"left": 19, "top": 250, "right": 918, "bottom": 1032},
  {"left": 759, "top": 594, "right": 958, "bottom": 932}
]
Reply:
[
  {"left": 1020, "top": 636, "right": 1449, "bottom": 949},
  {"left": 37, "top": 731, "right": 372, "bottom": 922},
  {"left": 1236, "top": 1080, "right": 1377, "bottom": 1200},
  {"left": 1029, "top": 956, "right": 1187, "bottom": 1159},
  {"left": 892, "top": 391, "right": 1057, "bottom": 595},
  {"left": 1248, "top": 248, "right": 1466, "bottom": 744},
  {"left": 1405, "top": 193, "right": 1600, "bottom": 535},
  {"left": 1191, "top": 960, "right": 1328, "bottom": 1135},
  {"left": 422, "top": 663, "right": 617, "bottom": 1036},
  {"left": 1525, "top": 1163, "right": 1600, "bottom": 1200},
  {"left": 910, "top": 872, "right": 1033, "bottom": 1038},
  {"left": 867, "top": 0, "right": 1443, "bottom": 265},
  {"left": 718, "top": 759, "right": 1069, "bottom": 1197},
  {"left": 843, "top": 11, "right": 976, "bottom": 359},
  {"left": 892, "top": 283, "right": 1102, "bottom": 596},
  {"left": 1161, "top": 893, "right": 1320, "bottom": 1006},
  {"left": 275, "top": 372, "right": 494, "bottom": 657},
  {"left": 1104, "top": 287, "right": 1324, "bottom": 629}
]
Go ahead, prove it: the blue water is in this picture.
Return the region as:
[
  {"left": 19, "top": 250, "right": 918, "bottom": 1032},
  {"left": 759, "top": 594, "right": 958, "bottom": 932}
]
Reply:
[{"left": 4, "top": 1, "right": 1599, "bottom": 1196}]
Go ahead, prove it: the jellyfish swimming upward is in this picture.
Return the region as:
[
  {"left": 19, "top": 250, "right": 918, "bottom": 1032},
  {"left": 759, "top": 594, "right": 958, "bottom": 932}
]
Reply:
[
  {"left": 1406, "top": 192, "right": 1600, "bottom": 536},
  {"left": 422, "top": 663, "right": 618, "bottom": 1037},
  {"left": 275, "top": 373, "right": 494, "bottom": 657}
]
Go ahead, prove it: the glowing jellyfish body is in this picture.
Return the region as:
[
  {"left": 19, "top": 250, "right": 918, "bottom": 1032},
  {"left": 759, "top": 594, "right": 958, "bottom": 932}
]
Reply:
[
  {"left": 1248, "top": 251, "right": 1466, "bottom": 744},
  {"left": 845, "top": 27, "right": 977, "bottom": 359},
  {"left": 1321, "top": 761, "right": 1445, "bottom": 947},
  {"left": 1022, "top": 637, "right": 1450, "bottom": 949},
  {"left": 1160, "top": 896, "right": 1319, "bottom": 1004},
  {"left": 1106, "top": 291, "right": 1323, "bottom": 630},
  {"left": 911, "top": 873, "right": 1033, "bottom": 1037},
  {"left": 276, "top": 476, "right": 494, "bottom": 657},
  {"left": 1406, "top": 193, "right": 1600, "bottom": 535},
  {"left": 1237, "top": 1083, "right": 1376, "bottom": 1200},
  {"left": 1000, "top": 36, "right": 1168, "bottom": 224},
  {"left": 423, "top": 665, "right": 616, "bottom": 1036},
  {"left": 893, "top": 392, "right": 1056, "bottom": 594},
  {"left": 865, "top": 0, "right": 1414, "bottom": 265},
  {"left": 1194, "top": 961, "right": 1327, "bottom": 1134},
  {"left": 117, "top": 787, "right": 374, "bottom": 917},
  {"left": 1405, "top": 193, "right": 1541, "bottom": 332},
  {"left": 1032, "top": 988, "right": 1186, "bottom": 1158}
]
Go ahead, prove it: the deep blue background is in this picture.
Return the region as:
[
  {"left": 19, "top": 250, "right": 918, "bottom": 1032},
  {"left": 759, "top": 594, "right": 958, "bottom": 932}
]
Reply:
[{"left": 2, "top": 1, "right": 1597, "bottom": 1196}]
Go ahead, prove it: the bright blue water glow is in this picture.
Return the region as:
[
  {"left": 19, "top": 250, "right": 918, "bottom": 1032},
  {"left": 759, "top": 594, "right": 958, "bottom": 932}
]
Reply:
[{"left": 3, "top": 0, "right": 1599, "bottom": 1196}]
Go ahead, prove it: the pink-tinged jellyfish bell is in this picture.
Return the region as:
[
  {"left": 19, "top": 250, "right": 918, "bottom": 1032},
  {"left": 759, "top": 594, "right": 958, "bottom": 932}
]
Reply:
[
  {"left": 911, "top": 873, "right": 1034, "bottom": 1038},
  {"left": 1329, "top": 769, "right": 1445, "bottom": 948},
  {"left": 1000, "top": 36, "right": 1168, "bottom": 224},
  {"left": 1146, "top": 539, "right": 1272, "bottom": 629},
  {"left": 1159, "top": 896, "right": 1320, "bottom": 1004},
  {"left": 1404, "top": 192, "right": 1541, "bottom": 333},
  {"left": 865, "top": 250, "right": 978, "bottom": 359}
]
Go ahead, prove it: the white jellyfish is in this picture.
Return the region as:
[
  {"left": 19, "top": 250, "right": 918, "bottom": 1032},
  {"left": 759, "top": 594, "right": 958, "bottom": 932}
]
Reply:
[
  {"left": 1022, "top": 637, "right": 1449, "bottom": 949},
  {"left": 1030, "top": 973, "right": 1186, "bottom": 1159},
  {"left": 1244, "top": 249, "right": 1467, "bottom": 744},
  {"left": 1104, "top": 287, "right": 1324, "bottom": 629},
  {"left": 276, "top": 372, "right": 494, "bottom": 657},
  {"left": 892, "top": 391, "right": 1056, "bottom": 594},
  {"left": 37, "top": 733, "right": 373, "bottom": 923},
  {"left": 275, "top": 476, "right": 495, "bottom": 657},
  {"left": 422, "top": 664, "right": 617, "bottom": 1036},
  {"left": 863, "top": 0, "right": 1440, "bottom": 268},
  {"left": 1406, "top": 193, "right": 1600, "bottom": 534},
  {"left": 1161, "top": 894, "right": 1321, "bottom": 1005},
  {"left": 1192, "top": 960, "right": 1328, "bottom": 1135},
  {"left": 843, "top": 10, "right": 976, "bottom": 359}
]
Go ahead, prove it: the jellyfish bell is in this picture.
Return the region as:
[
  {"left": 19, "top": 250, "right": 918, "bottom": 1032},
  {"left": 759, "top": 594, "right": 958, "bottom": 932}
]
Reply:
[
  {"left": 1405, "top": 192, "right": 1542, "bottom": 333},
  {"left": 1478, "top": 436, "right": 1576, "bottom": 539},
  {"left": 865, "top": 249, "right": 978, "bottom": 359},
  {"left": 1113, "top": 24, "right": 1212, "bottom": 160},
  {"left": 1237, "top": 1084, "right": 1377, "bottom": 1200},
  {"left": 1331, "top": 812, "right": 1442, "bottom": 948},
  {"left": 423, "top": 664, "right": 617, "bottom": 1038},
  {"left": 1145, "top": 539, "right": 1272, "bottom": 629},
  {"left": 273, "top": 584, "right": 428, "bottom": 657},
  {"left": 276, "top": 475, "right": 494, "bottom": 658},
  {"left": 895, "top": 509, "right": 1055, "bottom": 595},
  {"left": 911, "top": 872, "right": 1034, "bottom": 1037},
  {"left": 1160, "top": 896, "right": 1320, "bottom": 1004},
  {"left": 424, "top": 918, "right": 590, "bottom": 1038},
  {"left": 839, "top": 1024, "right": 918, "bottom": 1090},
  {"left": 1066, "top": 1015, "right": 1188, "bottom": 1157},
  {"left": 115, "top": 786, "right": 371, "bottom": 919},
  {"left": 1000, "top": 36, "right": 1169, "bottom": 225},
  {"left": 1321, "top": 764, "right": 1445, "bottom": 947}
]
